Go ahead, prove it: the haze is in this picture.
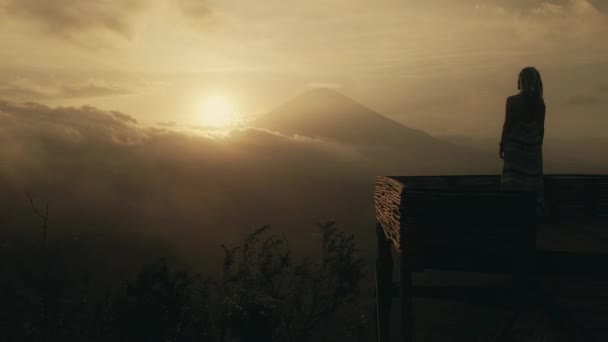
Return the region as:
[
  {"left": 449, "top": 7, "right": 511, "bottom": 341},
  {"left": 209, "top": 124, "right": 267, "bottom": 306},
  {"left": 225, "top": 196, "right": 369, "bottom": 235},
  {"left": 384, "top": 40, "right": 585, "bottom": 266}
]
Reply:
[
  {"left": 0, "top": 0, "right": 607, "bottom": 138},
  {"left": 2, "top": 2, "right": 608, "bottom": 340}
]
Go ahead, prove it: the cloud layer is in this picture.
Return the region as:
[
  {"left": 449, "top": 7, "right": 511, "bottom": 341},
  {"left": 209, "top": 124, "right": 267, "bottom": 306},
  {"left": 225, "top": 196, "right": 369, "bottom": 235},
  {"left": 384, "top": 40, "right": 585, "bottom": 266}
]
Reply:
[
  {"left": 3, "top": 0, "right": 147, "bottom": 40},
  {"left": 0, "top": 100, "right": 378, "bottom": 262},
  {"left": 0, "top": 78, "right": 133, "bottom": 101},
  {"left": 1, "top": 98, "right": 606, "bottom": 267}
]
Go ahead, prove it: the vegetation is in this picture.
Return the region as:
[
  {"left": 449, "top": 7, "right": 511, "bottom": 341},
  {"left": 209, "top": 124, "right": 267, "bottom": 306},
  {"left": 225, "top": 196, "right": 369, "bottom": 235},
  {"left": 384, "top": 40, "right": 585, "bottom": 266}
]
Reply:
[
  {"left": 1, "top": 198, "right": 565, "bottom": 341},
  {"left": 219, "top": 223, "right": 366, "bottom": 341},
  {"left": 0, "top": 220, "right": 367, "bottom": 342}
]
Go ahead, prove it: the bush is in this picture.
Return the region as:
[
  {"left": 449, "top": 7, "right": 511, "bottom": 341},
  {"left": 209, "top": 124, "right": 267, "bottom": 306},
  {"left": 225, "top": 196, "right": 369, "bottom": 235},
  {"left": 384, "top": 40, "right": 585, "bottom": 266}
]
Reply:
[
  {"left": 110, "top": 259, "right": 213, "bottom": 342},
  {"left": 3, "top": 221, "right": 366, "bottom": 342},
  {"left": 219, "top": 221, "right": 366, "bottom": 341}
]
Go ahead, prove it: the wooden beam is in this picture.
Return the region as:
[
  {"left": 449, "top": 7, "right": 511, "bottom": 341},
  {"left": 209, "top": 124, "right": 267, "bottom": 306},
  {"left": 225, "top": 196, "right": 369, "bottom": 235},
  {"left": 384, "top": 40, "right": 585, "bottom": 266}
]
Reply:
[
  {"left": 375, "top": 176, "right": 405, "bottom": 251},
  {"left": 376, "top": 223, "right": 393, "bottom": 342},
  {"left": 400, "top": 253, "right": 412, "bottom": 342}
]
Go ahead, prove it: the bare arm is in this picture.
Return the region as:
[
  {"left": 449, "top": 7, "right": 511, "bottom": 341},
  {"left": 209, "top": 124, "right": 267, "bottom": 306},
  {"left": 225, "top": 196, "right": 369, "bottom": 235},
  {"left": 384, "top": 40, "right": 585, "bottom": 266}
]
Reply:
[
  {"left": 540, "top": 103, "right": 546, "bottom": 144},
  {"left": 500, "top": 98, "right": 512, "bottom": 157}
]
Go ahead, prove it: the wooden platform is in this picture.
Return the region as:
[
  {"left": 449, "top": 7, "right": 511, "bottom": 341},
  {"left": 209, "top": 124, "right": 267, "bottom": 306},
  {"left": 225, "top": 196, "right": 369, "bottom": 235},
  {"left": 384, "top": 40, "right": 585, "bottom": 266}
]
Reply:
[{"left": 374, "top": 175, "right": 608, "bottom": 342}]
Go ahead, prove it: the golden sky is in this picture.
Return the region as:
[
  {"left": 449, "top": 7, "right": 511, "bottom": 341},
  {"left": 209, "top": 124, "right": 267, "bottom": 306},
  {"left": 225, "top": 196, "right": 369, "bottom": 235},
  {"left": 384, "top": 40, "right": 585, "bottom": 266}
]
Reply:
[
  {"left": 0, "top": 0, "right": 607, "bottom": 138},
  {"left": 1, "top": 1, "right": 608, "bottom": 254}
]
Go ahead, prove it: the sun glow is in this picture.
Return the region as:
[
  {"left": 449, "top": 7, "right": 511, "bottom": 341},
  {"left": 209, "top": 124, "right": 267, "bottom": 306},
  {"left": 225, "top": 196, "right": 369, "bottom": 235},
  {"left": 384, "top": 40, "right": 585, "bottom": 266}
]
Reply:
[{"left": 199, "top": 95, "right": 235, "bottom": 128}]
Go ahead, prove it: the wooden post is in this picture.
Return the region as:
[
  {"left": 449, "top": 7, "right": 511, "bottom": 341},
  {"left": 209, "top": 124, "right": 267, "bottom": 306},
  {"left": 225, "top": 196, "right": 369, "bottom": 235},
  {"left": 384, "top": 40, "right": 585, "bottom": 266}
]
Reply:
[
  {"left": 400, "top": 253, "right": 413, "bottom": 342},
  {"left": 376, "top": 223, "right": 393, "bottom": 342}
]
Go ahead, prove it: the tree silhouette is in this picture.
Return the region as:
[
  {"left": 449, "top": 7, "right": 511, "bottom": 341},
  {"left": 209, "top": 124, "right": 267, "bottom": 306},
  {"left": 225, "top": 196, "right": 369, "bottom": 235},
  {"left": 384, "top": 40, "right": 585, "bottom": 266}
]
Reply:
[
  {"left": 220, "top": 222, "right": 366, "bottom": 341},
  {"left": 110, "top": 259, "right": 213, "bottom": 342}
]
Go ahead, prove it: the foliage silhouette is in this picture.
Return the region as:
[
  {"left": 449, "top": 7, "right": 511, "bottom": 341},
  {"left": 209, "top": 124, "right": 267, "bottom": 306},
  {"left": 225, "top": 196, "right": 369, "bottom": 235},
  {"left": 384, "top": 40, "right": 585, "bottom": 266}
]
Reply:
[
  {"left": 0, "top": 220, "right": 366, "bottom": 342},
  {"left": 219, "top": 221, "right": 366, "bottom": 341},
  {"left": 110, "top": 259, "right": 213, "bottom": 342}
]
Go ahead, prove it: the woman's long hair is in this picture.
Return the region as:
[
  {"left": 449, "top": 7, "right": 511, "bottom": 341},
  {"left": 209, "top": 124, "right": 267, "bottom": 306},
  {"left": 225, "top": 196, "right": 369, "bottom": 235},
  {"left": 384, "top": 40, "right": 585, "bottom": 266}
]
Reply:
[{"left": 518, "top": 67, "right": 544, "bottom": 101}]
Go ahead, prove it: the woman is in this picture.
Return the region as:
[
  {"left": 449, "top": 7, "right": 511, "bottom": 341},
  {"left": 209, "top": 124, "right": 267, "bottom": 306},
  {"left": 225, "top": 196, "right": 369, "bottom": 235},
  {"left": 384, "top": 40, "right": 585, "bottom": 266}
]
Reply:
[{"left": 499, "top": 67, "right": 546, "bottom": 215}]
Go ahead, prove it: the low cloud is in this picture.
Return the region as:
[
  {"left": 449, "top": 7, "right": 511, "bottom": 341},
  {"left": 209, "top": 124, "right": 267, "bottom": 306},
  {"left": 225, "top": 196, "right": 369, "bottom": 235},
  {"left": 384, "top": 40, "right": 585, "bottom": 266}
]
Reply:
[
  {"left": 178, "top": 0, "right": 212, "bottom": 19},
  {"left": 0, "top": 78, "right": 133, "bottom": 101},
  {"left": 532, "top": 2, "right": 566, "bottom": 15},
  {"left": 0, "top": 100, "right": 371, "bottom": 258},
  {"left": 2, "top": 0, "right": 148, "bottom": 40},
  {"left": 3, "top": 96, "right": 603, "bottom": 267},
  {"left": 470, "top": 0, "right": 602, "bottom": 15},
  {"left": 0, "top": 98, "right": 497, "bottom": 263},
  {"left": 0, "top": 99, "right": 362, "bottom": 160},
  {"left": 587, "top": 0, "right": 608, "bottom": 15},
  {"left": 177, "top": 0, "right": 228, "bottom": 30},
  {"left": 566, "top": 94, "right": 603, "bottom": 106},
  {"left": 0, "top": 100, "right": 145, "bottom": 146},
  {"left": 157, "top": 121, "right": 178, "bottom": 127}
]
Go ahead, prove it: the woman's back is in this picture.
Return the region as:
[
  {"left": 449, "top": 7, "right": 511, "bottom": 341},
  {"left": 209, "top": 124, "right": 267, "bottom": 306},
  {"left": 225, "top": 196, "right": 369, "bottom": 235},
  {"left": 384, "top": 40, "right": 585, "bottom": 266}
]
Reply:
[
  {"left": 503, "top": 93, "right": 545, "bottom": 146},
  {"left": 500, "top": 67, "right": 546, "bottom": 216}
]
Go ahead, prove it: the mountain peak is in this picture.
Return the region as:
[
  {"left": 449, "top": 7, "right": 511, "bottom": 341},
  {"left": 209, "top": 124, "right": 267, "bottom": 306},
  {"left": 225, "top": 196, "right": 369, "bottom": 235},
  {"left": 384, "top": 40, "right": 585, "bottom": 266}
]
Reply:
[
  {"left": 252, "top": 88, "right": 491, "bottom": 171},
  {"left": 296, "top": 86, "right": 350, "bottom": 100},
  {"left": 279, "top": 87, "right": 370, "bottom": 116},
  {"left": 254, "top": 88, "right": 431, "bottom": 145}
]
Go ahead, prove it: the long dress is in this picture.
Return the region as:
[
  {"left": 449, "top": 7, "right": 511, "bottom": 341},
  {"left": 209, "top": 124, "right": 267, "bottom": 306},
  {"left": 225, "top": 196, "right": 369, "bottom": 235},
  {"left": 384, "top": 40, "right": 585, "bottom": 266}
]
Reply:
[{"left": 500, "top": 93, "right": 546, "bottom": 215}]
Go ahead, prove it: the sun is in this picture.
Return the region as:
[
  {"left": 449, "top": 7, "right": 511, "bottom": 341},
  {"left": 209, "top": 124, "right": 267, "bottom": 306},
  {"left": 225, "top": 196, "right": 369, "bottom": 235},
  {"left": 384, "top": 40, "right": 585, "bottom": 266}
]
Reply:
[{"left": 199, "top": 95, "right": 234, "bottom": 128}]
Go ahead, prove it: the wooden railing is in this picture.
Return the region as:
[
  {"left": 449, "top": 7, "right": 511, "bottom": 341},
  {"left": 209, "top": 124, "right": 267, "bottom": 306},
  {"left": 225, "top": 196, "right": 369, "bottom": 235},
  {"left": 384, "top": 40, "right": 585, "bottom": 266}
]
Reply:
[{"left": 374, "top": 175, "right": 608, "bottom": 342}]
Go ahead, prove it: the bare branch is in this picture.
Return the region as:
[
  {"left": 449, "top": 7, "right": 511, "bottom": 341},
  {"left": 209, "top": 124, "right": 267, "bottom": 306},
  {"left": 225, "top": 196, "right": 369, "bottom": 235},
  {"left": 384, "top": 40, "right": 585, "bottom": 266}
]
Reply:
[
  {"left": 26, "top": 192, "right": 47, "bottom": 221},
  {"left": 25, "top": 191, "right": 49, "bottom": 250}
]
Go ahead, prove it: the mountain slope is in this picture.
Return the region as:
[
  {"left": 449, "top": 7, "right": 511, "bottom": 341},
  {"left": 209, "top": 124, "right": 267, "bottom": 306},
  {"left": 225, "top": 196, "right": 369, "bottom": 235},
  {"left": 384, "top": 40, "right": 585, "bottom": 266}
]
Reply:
[
  {"left": 255, "top": 87, "right": 433, "bottom": 146},
  {"left": 254, "top": 88, "right": 495, "bottom": 174}
]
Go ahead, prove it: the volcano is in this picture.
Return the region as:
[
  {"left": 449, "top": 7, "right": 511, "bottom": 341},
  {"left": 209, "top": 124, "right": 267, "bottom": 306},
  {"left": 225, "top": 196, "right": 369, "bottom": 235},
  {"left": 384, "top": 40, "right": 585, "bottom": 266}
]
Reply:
[
  {"left": 254, "top": 87, "right": 494, "bottom": 174},
  {"left": 255, "top": 87, "right": 434, "bottom": 146}
]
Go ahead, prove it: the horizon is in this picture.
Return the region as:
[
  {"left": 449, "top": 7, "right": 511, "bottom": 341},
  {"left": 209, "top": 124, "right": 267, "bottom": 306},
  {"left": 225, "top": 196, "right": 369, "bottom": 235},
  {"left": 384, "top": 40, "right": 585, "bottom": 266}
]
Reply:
[{"left": 1, "top": 0, "right": 607, "bottom": 139}]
